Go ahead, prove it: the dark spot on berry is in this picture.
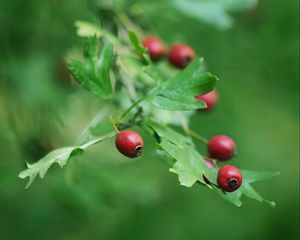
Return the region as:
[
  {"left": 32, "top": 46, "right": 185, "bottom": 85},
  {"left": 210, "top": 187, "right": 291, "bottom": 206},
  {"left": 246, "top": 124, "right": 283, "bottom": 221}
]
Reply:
[
  {"left": 134, "top": 145, "right": 143, "bottom": 157},
  {"left": 227, "top": 178, "right": 238, "bottom": 189},
  {"left": 184, "top": 56, "right": 192, "bottom": 65}
]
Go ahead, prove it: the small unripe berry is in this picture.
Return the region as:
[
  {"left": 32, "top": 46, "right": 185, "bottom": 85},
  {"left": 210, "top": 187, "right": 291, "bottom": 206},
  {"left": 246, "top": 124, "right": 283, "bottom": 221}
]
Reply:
[
  {"left": 195, "top": 90, "right": 219, "bottom": 111},
  {"left": 205, "top": 160, "right": 215, "bottom": 168},
  {"left": 217, "top": 165, "right": 242, "bottom": 192},
  {"left": 208, "top": 135, "right": 236, "bottom": 161},
  {"left": 142, "top": 37, "right": 165, "bottom": 60},
  {"left": 115, "top": 130, "right": 144, "bottom": 158},
  {"left": 203, "top": 160, "right": 215, "bottom": 184},
  {"left": 169, "top": 44, "right": 196, "bottom": 68}
]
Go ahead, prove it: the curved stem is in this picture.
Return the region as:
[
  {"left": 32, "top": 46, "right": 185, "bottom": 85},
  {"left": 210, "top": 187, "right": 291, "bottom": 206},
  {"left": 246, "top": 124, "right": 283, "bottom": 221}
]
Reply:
[{"left": 119, "top": 97, "right": 145, "bottom": 120}]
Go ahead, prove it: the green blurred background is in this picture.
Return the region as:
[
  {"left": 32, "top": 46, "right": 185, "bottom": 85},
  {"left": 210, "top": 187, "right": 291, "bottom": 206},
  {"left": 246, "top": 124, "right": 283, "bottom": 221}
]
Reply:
[{"left": 0, "top": 0, "right": 298, "bottom": 239}]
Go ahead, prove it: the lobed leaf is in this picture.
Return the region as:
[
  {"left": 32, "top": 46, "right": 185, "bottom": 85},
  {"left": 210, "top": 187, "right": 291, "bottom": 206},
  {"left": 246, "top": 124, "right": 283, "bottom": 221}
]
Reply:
[
  {"left": 19, "top": 147, "right": 83, "bottom": 188},
  {"left": 148, "top": 58, "right": 218, "bottom": 110},
  {"left": 68, "top": 36, "right": 114, "bottom": 99},
  {"left": 144, "top": 121, "right": 278, "bottom": 207},
  {"left": 19, "top": 133, "right": 115, "bottom": 188},
  {"left": 143, "top": 121, "right": 211, "bottom": 186}
]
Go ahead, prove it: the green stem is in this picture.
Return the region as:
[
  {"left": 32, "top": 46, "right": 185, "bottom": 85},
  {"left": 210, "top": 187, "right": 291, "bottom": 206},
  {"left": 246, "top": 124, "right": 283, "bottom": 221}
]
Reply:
[
  {"left": 187, "top": 129, "right": 208, "bottom": 144},
  {"left": 81, "top": 132, "right": 115, "bottom": 150},
  {"left": 120, "top": 97, "right": 145, "bottom": 120}
]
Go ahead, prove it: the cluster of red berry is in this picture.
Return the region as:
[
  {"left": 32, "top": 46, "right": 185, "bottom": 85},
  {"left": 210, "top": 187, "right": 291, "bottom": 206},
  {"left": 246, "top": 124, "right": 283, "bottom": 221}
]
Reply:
[
  {"left": 114, "top": 37, "right": 242, "bottom": 193},
  {"left": 115, "top": 132, "right": 242, "bottom": 192}
]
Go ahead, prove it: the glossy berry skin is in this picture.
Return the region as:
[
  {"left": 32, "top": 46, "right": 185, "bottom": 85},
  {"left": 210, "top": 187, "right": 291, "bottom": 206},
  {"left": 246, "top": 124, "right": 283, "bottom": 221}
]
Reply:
[
  {"left": 217, "top": 165, "right": 242, "bottom": 192},
  {"left": 115, "top": 130, "right": 144, "bottom": 158},
  {"left": 142, "top": 37, "right": 165, "bottom": 60},
  {"left": 208, "top": 135, "right": 236, "bottom": 161},
  {"left": 169, "top": 44, "right": 196, "bottom": 68},
  {"left": 195, "top": 90, "right": 219, "bottom": 111}
]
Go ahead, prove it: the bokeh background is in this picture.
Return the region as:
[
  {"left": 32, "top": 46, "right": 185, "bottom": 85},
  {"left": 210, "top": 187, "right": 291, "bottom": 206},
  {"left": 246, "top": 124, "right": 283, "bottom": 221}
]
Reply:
[{"left": 0, "top": 0, "right": 299, "bottom": 240}]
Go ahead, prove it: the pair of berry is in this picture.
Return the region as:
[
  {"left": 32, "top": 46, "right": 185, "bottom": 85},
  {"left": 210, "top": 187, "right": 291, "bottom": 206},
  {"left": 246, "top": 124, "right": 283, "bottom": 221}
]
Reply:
[
  {"left": 206, "top": 135, "right": 242, "bottom": 192},
  {"left": 115, "top": 131, "right": 242, "bottom": 193},
  {"left": 142, "top": 37, "right": 196, "bottom": 68}
]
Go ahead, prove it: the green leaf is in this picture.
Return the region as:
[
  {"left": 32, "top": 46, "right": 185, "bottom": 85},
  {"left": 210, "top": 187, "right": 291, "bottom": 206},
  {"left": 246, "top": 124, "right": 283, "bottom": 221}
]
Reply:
[
  {"left": 19, "top": 133, "right": 115, "bottom": 188},
  {"left": 19, "top": 147, "right": 83, "bottom": 188},
  {"left": 143, "top": 121, "right": 211, "bottom": 186},
  {"left": 68, "top": 36, "right": 114, "bottom": 99},
  {"left": 242, "top": 170, "right": 280, "bottom": 184},
  {"left": 160, "top": 140, "right": 209, "bottom": 186},
  {"left": 144, "top": 121, "right": 278, "bottom": 207},
  {"left": 148, "top": 58, "right": 218, "bottom": 110},
  {"left": 128, "top": 31, "right": 151, "bottom": 64}
]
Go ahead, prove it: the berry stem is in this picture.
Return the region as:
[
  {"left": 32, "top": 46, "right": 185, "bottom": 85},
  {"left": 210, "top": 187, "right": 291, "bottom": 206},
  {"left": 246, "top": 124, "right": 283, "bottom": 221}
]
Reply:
[
  {"left": 81, "top": 132, "right": 116, "bottom": 149},
  {"left": 186, "top": 129, "right": 208, "bottom": 144},
  {"left": 110, "top": 117, "right": 120, "bottom": 133},
  {"left": 119, "top": 97, "right": 145, "bottom": 120}
]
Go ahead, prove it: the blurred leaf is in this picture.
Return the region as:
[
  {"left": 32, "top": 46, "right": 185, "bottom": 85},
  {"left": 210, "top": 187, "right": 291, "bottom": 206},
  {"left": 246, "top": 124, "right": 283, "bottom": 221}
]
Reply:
[
  {"left": 242, "top": 170, "right": 280, "bottom": 184},
  {"left": 74, "top": 21, "right": 119, "bottom": 44},
  {"left": 172, "top": 0, "right": 258, "bottom": 30},
  {"left": 173, "top": 0, "right": 233, "bottom": 30},
  {"left": 75, "top": 21, "right": 102, "bottom": 37},
  {"left": 128, "top": 30, "right": 151, "bottom": 64},
  {"left": 90, "top": 119, "right": 114, "bottom": 136},
  {"left": 19, "top": 133, "right": 115, "bottom": 188},
  {"left": 68, "top": 36, "right": 114, "bottom": 99},
  {"left": 148, "top": 58, "right": 218, "bottom": 110},
  {"left": 223, "top": 0, "right": 257, "bottom": 12}
]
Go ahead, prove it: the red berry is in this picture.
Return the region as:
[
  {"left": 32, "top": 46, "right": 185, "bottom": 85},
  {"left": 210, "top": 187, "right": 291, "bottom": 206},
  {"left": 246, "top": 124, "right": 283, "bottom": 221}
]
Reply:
[
  {"left": 217, "top": 165, "right": 242, "bottom": 192},
  {"left": 169, "top": 44, "right": 196, "bottom": 68},
  {"left": 142, "top": 37, "right": 165, "bottom": 60},
  {"left": 115, "top": 130, "right": 144, "bottom": 158},
  {"left": 195, "top": 90, "right": 219, "bottom": 111},
  {"left": 208, "top": 135, "right": 236, "bottom": 161}
]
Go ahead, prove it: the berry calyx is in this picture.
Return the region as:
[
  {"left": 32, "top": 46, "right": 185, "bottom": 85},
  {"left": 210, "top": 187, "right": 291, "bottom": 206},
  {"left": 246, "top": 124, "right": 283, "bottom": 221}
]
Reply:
[
  {"left": 217, "top": 165, "right": 242, "bottom": 192},
  {"left": 169, "top": 44, "right": 196, "bottom": 68},
  {"left": 195, "top": 90, "right": 219, "bottom": 111},
  {"left": 142, "top": 37, "right": 165, "bottom": 61},
  {"left": 208, "top": 135, "right": 236, "bottom": 161},
  {"left": 115, "top": 130, "right": 144, "bottom": 158}
]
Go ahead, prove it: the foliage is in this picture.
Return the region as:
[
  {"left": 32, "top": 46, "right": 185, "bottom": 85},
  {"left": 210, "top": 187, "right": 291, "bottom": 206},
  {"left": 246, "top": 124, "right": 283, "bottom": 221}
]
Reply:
[{"left": 17, "top": 4, "right": 279, "bottom": 208}]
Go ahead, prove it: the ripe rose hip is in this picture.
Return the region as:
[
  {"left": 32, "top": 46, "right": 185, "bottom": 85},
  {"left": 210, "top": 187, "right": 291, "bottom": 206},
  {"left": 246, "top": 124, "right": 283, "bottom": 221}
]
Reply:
[
  {"left": 217, "top": 165, "right": 242, "bottom": 192},
  {"left": 115, "top": 130, "right": 144, "bottom": 158},
  {"left": 195, "top": 90, "right": 219, "bottom": 111},
  {"left": 142, "top": 37, "right": 165, "bottom": 60},
  {"left": 208, "top": 135, "right": 236, "bottom": 161},
  {"left": 169, "top": 44, "right": 196, "bottom": 68}
]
